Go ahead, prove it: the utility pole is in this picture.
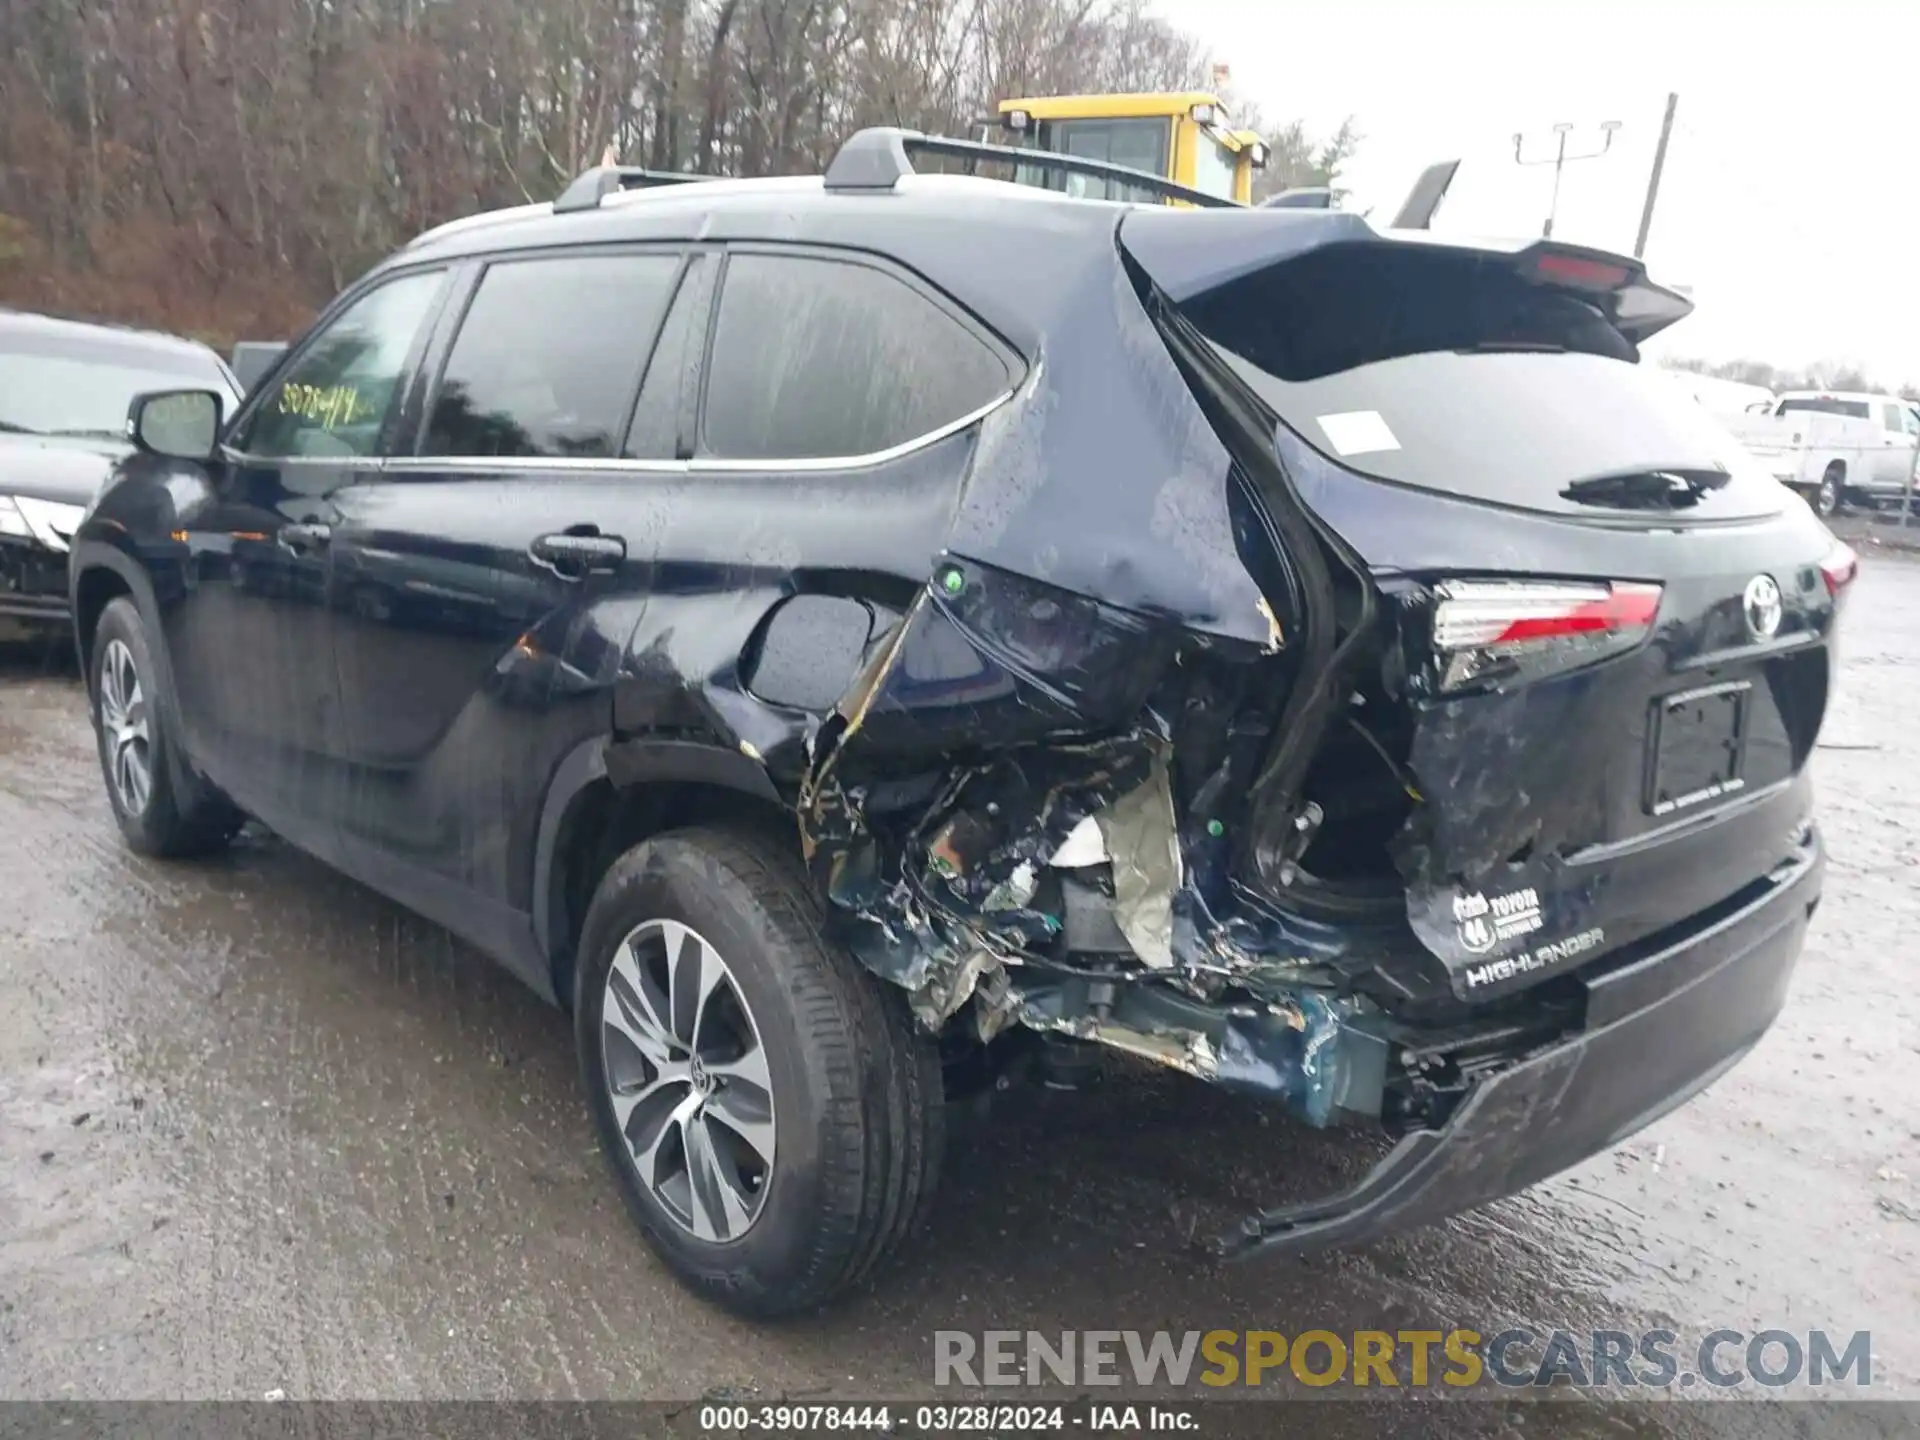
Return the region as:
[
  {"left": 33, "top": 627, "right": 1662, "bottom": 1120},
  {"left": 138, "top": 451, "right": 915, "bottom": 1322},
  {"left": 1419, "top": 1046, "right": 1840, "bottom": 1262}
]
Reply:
[
  {"left": 1514, "top": 120, "right": 1622, "bottom": 239},
  {"left": 1634, "top": 93, "right": 1679, "bottom": 259}
]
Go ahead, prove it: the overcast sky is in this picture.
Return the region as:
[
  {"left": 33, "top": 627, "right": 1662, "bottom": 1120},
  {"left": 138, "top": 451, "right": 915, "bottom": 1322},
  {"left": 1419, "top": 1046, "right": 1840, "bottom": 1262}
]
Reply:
[{"left": 1159, "top": 0, "right": 1917, "bottom": 384}]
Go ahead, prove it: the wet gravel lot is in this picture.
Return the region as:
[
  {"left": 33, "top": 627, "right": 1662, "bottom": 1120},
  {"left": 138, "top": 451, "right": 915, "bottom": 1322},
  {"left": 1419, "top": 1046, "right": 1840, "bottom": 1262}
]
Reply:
[{"left": 2, "top": 552, "right": 1917, "bottom": 1431}]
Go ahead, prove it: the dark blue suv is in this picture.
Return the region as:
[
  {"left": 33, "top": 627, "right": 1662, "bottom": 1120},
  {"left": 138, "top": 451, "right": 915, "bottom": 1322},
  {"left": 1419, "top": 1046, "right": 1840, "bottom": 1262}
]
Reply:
[{"left": 69, "top": 130, "right": 1851, "bottom": 1317}]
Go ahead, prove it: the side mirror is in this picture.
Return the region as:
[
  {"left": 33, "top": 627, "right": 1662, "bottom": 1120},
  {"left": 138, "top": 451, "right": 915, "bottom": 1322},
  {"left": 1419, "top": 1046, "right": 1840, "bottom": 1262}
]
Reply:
[{"left": 128, "top": 389, "right": 223, "bottom": 462}]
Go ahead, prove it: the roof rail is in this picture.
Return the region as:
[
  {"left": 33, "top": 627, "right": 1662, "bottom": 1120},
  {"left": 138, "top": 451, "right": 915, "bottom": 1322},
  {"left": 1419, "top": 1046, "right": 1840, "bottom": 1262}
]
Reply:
[
  {"left": 1261, "top": 186, "right": 1335, "bottom": 210},
  {"left": 553, "top": 164, "right": 713, "bottom": 214},
  {"left": 823, "top": 127, "right": 1242, "bottom": 210}
]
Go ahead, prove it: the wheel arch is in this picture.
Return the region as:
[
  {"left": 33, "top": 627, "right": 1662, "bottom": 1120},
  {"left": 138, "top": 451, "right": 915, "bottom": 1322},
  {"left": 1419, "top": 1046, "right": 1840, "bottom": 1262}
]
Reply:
[
  {"left": 534, "top": 734, "right": 796, "bottom": 1011},
  {"left": 68, "top": 540, "right": 214, "bottom": 807},
  {"left": 68, "top": 542, "right": 155, "bottom": 695}
]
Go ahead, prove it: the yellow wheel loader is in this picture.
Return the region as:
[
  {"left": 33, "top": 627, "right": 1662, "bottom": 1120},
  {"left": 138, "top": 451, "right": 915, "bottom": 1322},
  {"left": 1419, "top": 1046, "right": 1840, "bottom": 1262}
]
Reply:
[{"left": 978, "top": 92, "right": 1270, "bottom": 205}]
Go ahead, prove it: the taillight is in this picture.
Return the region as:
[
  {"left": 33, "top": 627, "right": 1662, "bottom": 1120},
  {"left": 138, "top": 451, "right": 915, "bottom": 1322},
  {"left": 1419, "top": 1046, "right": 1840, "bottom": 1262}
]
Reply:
[
  {"left": 1531, "top": 251, "right": 1633, "bottom": 290},
  {"left": 1430, "top": 578, "right": 1663, "bottom": 692},
  {"left": 1819, "top": 540, "right": 1859, "bottom": 599}
]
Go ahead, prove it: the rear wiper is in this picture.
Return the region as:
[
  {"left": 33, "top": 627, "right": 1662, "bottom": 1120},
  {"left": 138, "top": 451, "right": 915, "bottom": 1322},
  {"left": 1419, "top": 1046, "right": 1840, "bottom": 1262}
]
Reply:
[
  {"left": 1457, "top": 341, "right": 1567, "bottom": 354},
  {"left": 1561, "top": 469, "right": 1728, "bottom": 510}
]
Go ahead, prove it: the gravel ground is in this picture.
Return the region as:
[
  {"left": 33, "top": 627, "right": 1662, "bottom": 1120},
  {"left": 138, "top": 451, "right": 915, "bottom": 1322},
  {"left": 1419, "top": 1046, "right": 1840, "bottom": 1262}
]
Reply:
[{"left": 1, "top": 554, "right": 1916, "bottom": 1434}]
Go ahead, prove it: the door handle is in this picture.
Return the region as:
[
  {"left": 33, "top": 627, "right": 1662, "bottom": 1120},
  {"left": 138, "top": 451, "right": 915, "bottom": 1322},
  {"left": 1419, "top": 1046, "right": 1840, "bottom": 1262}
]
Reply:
[
  {"left": 530, "top": 529, "right": 626, "bottom": 578},
  {"left": 280, "top": 522, "right": 332, "bottom": 553}
]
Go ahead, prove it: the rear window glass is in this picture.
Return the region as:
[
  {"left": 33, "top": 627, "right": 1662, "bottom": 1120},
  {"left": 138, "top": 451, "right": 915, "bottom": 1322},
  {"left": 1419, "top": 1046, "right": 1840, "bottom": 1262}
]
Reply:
[
  {"left": 1778, "top": 397, "right": 1870, "bottom": 419},
  {"left": 703, "top": 254, "right": 1011, "bottom": 461},
  {"left": 1185, "top": 246, "right": 1785, "bottom": 520}
]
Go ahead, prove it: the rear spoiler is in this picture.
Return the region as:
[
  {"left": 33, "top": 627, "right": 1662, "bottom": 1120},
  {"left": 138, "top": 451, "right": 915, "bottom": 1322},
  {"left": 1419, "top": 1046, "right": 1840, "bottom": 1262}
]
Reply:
[
  {"left": 1119, "top": 210, "right": 1695, "bottom": 344},
  {"left": 1518, "top": 243, "right": 1695, "bottom": 341}
]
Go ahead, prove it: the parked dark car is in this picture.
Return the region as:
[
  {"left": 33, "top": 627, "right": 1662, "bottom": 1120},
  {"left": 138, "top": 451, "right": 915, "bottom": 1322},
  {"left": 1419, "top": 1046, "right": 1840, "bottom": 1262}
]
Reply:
[
  {"left": 69, "top": 130, "right": 1854, "bottom": 1318},
  {"left": 0, "top": 311, "right": 241, "bottom": 644}
]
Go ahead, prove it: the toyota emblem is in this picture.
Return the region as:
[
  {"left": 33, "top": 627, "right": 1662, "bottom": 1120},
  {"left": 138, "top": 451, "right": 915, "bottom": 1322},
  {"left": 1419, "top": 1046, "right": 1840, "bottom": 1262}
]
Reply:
[{"left": 1743, "top": 574, "right": 1783, "bottom": 640}]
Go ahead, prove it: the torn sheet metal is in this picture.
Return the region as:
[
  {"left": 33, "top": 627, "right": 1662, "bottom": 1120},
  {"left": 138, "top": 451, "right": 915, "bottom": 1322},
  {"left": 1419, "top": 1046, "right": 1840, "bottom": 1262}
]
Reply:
[
  {"left": 1096, "top": 752, "right": 1182, "bottom": 969},
  {"left": 1049, "top": 814, "right": 1108, "bottom": 867},
  {"left": 1020, "top": 1006, "right": 1224, "bottom": 1083},
  {"left": 1211, "top": 993, "right": 1387, "bottom": 1129},
  {"left": 915, "top": 742, "right": 1156, "bottom": 936},
  {"left": 1007, "top": 976, "right": 1387, "bottom": 1128},
  {"left": 793, "top": 546, "right": 1404, "bottom": 1129}
]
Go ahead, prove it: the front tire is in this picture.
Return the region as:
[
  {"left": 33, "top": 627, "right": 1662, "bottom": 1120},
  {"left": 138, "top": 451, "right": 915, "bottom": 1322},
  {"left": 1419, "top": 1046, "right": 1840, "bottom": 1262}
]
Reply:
[
  {"left": 575, "top": 826, "right": 943, "bottom": 1318},
  {"left": 89, "top": 597, "right": 243, "bottom": 857}
]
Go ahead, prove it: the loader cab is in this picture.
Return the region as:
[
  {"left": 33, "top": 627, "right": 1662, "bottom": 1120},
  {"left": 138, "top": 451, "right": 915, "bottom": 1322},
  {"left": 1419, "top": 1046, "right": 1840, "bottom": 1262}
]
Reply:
[{"left": 982, "top": 93, "right": 1269, "bottom": 205}]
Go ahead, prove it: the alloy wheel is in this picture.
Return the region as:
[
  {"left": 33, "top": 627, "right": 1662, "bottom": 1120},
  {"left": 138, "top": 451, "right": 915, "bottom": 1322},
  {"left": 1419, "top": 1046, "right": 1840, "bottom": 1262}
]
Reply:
[
  {"left": 601, "top": 919, "right": 777, "bottom": 1241},
  {"left": 98, "top": 638, "right": 152, "bottom": 816}
]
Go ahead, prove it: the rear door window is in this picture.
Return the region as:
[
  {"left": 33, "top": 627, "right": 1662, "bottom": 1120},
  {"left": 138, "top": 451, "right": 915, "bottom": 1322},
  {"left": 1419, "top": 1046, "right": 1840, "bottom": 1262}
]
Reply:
[
  {"left": 701, "top": 253, "right": 1012, "bottom": 462},
  {"left": 624, "top": 254, "right": 716, "bottom": 461},
  {"left": 1180, "top": 245, "right": 1786, "bottom": 521},
  {"left": 425, "top": 252, "right": 680, "bottom": 459}
]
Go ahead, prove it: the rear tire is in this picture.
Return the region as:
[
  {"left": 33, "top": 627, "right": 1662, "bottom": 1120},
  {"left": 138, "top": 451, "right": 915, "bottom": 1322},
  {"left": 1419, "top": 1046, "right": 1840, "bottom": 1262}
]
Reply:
[
  {"left": 1816, "top": 465, "right": 1844, "bottom": 518},
  {"left": 575, "top": 825, "right": 944, "bottom": 1318},
  {"left": 89, "top": 597, "right": 244, "bottom": 857}
]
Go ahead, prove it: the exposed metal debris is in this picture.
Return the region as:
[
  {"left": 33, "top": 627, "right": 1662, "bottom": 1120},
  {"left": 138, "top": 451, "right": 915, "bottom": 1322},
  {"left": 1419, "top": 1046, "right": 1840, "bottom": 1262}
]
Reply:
[
  {"left": 789, "top": 567, "right": 1402, "bottom": 1127},
  {"left": 1096, "top": 752, "right": 1181, "bottom": 970},
  {"left": 1256, "top": 595, "right": 1285, "bottom": 653}
]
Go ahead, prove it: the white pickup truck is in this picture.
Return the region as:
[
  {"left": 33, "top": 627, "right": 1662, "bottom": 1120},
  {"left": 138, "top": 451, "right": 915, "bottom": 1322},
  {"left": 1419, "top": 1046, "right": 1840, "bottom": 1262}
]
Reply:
[{"left": 1729, "top": 390, "right": 1920, "bottom": 516}]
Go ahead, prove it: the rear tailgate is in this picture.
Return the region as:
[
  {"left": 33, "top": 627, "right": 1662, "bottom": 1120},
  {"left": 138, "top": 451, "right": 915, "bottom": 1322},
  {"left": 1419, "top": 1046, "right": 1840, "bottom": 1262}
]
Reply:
[{"left": 1122, "top": 211, "right": 1848, "bottom": 1001}]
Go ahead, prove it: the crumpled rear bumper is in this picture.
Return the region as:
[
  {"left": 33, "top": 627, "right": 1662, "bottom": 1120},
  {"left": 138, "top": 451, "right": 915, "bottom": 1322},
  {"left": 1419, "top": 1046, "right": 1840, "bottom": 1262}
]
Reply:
[{"left": 1217, "top": 839, "right": 1822, "bottom": 1259}]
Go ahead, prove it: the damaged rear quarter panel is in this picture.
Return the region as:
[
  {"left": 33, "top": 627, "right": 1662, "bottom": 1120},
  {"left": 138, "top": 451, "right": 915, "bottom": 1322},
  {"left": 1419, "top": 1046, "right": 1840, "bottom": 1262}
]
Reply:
[
  {"left": 945, "top": 231, "right": 1275, "bottom": 649},
  {"left": 604, "top": 435, "right": 970, "bottom": 784}
]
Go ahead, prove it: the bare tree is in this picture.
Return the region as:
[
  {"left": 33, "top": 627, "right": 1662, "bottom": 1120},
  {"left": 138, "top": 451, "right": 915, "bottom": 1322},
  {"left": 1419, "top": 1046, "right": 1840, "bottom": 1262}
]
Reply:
[{"left": 0, "top": 0, "right": 1360, "bottom": 344}]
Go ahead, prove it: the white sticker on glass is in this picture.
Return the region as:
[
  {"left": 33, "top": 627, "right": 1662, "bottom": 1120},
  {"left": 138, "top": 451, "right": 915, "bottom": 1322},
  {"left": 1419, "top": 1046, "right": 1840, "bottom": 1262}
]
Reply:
[{"left": 1316, "top": 410, "right": 1401, "bottom": 457}]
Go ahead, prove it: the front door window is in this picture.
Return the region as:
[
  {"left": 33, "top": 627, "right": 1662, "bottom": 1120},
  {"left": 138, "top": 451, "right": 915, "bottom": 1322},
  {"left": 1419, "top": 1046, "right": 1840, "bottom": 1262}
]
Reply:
[{"left": 238, "top": 271, "right": 445, "bottom": 460}]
